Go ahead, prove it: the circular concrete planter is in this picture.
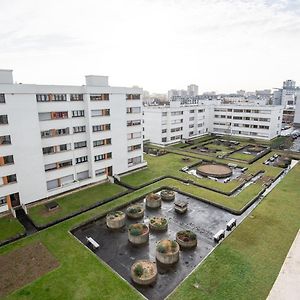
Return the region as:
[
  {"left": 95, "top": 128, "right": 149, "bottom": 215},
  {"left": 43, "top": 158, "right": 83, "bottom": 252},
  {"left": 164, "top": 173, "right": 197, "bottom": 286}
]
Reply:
[
  {"left": 156, "top": 239, "right": 179, "bottom": 265},
  {"left": 176, "top": 230, "right": 197, "bottom": 249},
  {"left": 146, "top": 193, "right": 161, "bottom": 209},
  {"left": 131, "top": 260, "right": 157, "bottom": 286},
  {"left": 128, "top": 223, "right": 149, "bottom": 245},
  {"left": 106, "top": 211, "right": 126, "bottom": 229},
  {"left": 196, "top": 164, "right": 232, "bottom": 178},
  {"left": 126, "top": 204, "right": 145, "bottom": 219},
  {"left": 149, "top": 216, "right": 168, "bottom": 232},
  {"left": 160, "top": 190, "right": 175, "bottom": 201}
]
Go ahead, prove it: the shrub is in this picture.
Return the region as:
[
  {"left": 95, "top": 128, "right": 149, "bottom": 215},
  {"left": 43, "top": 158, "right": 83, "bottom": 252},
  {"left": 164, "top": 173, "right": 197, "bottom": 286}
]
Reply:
[
  {"left": 157, "top": 244, "right": 166, "bottom": 253},
  {"left": 134, "top": 264, "right": 144, "bottom": 277}
]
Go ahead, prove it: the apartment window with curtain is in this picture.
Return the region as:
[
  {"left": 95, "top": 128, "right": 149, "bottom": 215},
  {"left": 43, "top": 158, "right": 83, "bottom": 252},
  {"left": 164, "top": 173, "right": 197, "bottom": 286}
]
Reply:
[
  {"left": 90, "top": 94, "right": 109, "bottom": 101},
  {"left": 70, "top": 94, "right": 84, "bottom": 101}
]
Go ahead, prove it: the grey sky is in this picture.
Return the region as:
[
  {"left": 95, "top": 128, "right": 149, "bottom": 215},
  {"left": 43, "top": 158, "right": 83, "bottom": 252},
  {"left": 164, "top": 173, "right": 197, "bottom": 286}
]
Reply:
[{"left": 0, "top": 0, "right": 299, "bottom": 93}]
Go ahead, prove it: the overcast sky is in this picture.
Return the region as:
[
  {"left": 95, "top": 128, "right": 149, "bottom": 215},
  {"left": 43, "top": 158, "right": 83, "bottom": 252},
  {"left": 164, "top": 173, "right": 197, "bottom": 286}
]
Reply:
[{"left": 0, "top": 0, "right": 299, "bottom": 93}]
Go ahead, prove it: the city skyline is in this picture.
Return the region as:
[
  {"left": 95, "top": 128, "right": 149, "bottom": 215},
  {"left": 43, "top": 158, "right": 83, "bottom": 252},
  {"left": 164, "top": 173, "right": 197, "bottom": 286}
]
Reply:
[{"left": 0, "top": 0, "right": 299, "bottom": 93}]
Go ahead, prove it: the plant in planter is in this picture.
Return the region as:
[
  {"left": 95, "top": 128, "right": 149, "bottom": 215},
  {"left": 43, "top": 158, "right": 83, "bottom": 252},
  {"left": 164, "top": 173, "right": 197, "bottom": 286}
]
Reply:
[
  {"left": 126, "top": 204, "right": 145, "bottom": 219},
  {"left": 156, "top": 239, "right": 180, "bottom": 265},
  {"left": 146, "top": 193, "right": 161, "bottom": 209},
  {"left": 149, "top": 216, "right": 168, "bottom": 231},
  {"left": 176, "top": 230, "right": 197, "bottom": 248},
  {"left": 134, "top": 264, "right": 144, "bottom": 277},
  {"left": 131, "top": 260, "right": 157, "bottom": 285},
  {"left": 106, "top": 211, "right": 126, "bottom": 229},
  {"left": 160, "top": 189, "right": 175, "bottom": 201},
  {"left": 128, "top": 223, "right": 149, "bottom": 245}
]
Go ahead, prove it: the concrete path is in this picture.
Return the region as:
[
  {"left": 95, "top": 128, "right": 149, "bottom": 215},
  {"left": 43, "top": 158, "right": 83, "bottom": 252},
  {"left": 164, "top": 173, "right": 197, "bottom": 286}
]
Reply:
[{"left": 267, "top": 230, "right": 300, "bottom": 300}]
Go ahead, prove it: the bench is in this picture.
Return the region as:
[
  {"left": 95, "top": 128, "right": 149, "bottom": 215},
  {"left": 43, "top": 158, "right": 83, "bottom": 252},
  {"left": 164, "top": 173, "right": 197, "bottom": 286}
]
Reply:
[
  {"left": 86, "top": 237, "right": 99, "bottom": 249},
  {"left": 226, "top": 218, "right": 237, "bottom": 231},
  {"left": 213, "top": 229, "right": 225, "bottom": 243}
]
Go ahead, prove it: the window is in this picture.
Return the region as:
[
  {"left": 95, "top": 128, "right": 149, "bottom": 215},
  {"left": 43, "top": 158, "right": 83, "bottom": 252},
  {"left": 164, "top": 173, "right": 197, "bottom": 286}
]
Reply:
[
  {"left": 6, "top": 174, "right": 17, "bottom": 184},
  {"left": 76, "top": 156, "right": 88, "bottom": 164},
  {"left": 41, "top": 128, "right": 69, "bottom": 138},
  {"left": 72, "top": 110, "right": 85, "bottom": 117},
  {"left": 0, "top": 115, "right": 8, "bottom": 125},
  {"left": 126, "top": 94, "right": 140, "bottom": 100},
  {"left": 39, "top": 111, "right": 68, "bottom": 121},
  {"left": 94, "top": 152, "right": 112, "bottom": 162},
  {"left": 127, "top": 132, "right": 142, "bottom": 140},
  {"left": 93, "top": 138, "right": 111, "bottom": 147},
  {"left": 45, "top": 160, "right": 72, "bottom": 171},
  {"left": 127, "top": 107, "right": 141, "bottom": 114},
  {"left": 127, "top": 120, "right": 141, "bottom": 126},
  {"left": 90, "top": 94, "right": 109, "bottom": 101},
  {"left": 77, "top": 170, "right": 89, "bottom": 181},
  {"left": 0, "top": 94, "right": 5, "bottom": 103},
  {"left": 70, "top": 94, "right": 84, "bottom": 101},
  {"left": 198, "top": 109, "right": 205, "bottom": 113},
  {"left": 0, "top": 196, "right": 6, "bottom": 206},
  {"left": 189, "top": 117, "right": 194, "bottom": 121},
  {"left": 190, "top": 110, "right": 195, "bottom": 113},
  {"left": 162, "top": 129, "right": 167, "bottom": 133},
  {"left": 128, "top": 156, "right": 142, "bottom": 166},
  {"left": 42, "top": 143, "right": 71, "bottom": 155},
  {"left": 162, "top": 112, "right": 167, "bottom": 116},
  {"left": 171, "top": 119, "right": 183, "bottom": 124},
  {"left": 171, "top": 127, "right": 182, "bottom": 132},
  {"left": 92, "top": 124, "right": 111, "bottom": 132},
  {"left": 73, "top": 126, "right": 86, "bottom": 133},
  {"left": 0, "top": 155, "right": 14, "bottom": 166},
  {"left": 0, "top": 135, "right": 11, "bottom": 145},
  {"left": 74, "top": 141, "right": 87, "bottom": 149},
  {"left": 162, "top": 137, "right": 167, "bottom": 142},
  {"left": 128, "top": 144, "right": 141, "bottom": 152},
  {"left": 189, "top": 124, "right": 194, "bottom": 128},
  {"left": 95, "top": 168, "right": 106, "bottom": 177},
  {"left": 36, "top": 94, "right": 67, "bottom": 102},
  {"left": 91, "top": 109, "right": 110, "bottom": 117},
  {"left": 171, "top": 111, "right": 183, "bottom": 116}
]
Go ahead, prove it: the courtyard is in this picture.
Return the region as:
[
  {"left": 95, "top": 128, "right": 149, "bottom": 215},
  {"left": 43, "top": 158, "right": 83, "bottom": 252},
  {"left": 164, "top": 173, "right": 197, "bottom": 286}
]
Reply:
[{"left": 0, "top": 136, "right": 299, "bottom": 300}]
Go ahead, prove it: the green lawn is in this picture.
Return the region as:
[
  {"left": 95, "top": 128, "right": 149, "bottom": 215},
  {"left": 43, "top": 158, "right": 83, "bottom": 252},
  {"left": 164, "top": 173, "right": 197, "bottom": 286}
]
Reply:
[
  {"left": 228, "top": 151, "right": 256, "bottom": 161},
  {"left": 28, "top": 182, "right": 127, "bottom": 227},
  {"left": 1, "top": 164, "right": 299, "bottom": 300},
  {"left": 121, "top": 152, "right": 283, "bottom": 195},
  {"left": 169, "top": 163, "right": 300, "bottom": 300},
  {"left": 0, "top": 215, "right": 25, "bottom": 244}
]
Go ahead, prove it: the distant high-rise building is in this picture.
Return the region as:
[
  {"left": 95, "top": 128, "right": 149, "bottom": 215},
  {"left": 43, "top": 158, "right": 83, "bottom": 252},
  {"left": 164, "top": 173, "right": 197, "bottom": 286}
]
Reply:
[
  {"left": 236, "top": 90, "right": 245, "bottom": 96},
  {"left": 187, "top": 84, "right": 198, "bottom": 97},
  {"left": 283, "top": 80, "right": 296, "bottom": 89}
]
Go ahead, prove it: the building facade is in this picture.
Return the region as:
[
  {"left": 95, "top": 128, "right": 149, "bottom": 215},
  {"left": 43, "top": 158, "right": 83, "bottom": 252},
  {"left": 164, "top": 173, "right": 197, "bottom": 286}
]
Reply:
[
  {"left": 143, "top": 101, "right": 283, "bottom": 145},
  {"left": 0, "top": 70, "right": 146, "bottom": 213}
]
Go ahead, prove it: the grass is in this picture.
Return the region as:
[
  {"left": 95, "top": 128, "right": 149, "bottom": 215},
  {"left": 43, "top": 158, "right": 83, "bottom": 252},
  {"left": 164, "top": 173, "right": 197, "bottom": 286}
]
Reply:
[
  {"left": 169, "top": 163, "right": 300, "bottom": 300},
  {"left": 0, "top": 215, "right": 25, "bottom": 244},
  {"left": 121, "top": 152, "right": 283, "bottom": 195},
  {"left": 1, "top": 164, "right": 299, "bottom": 300},
  {"left": 228, "top": 152, "right": 256, "bottom": 161},
  {"left": 28, "top": 182, "right": 127, "bottom": 227}
]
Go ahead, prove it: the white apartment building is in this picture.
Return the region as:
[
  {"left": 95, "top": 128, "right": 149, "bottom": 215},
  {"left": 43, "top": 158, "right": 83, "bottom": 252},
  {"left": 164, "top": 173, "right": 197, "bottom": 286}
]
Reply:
[
  {"left": 0, "top": 70, "right": 146, "bottom": 213},
  {"left": 143, "top": 100, "right": 283, "bottom": 145}
]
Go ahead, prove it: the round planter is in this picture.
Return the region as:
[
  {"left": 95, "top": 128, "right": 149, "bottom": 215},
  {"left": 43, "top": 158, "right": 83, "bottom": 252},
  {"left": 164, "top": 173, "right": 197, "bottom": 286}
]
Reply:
[
  {"left": 149, "top": 216, "right": 168, "bottom": 232},
  {"left": 146, "top": 193, "right": 161, "bottom": 209},
  {"left": 126, "top": 204, "right": 145, "bottom": 219},
  {"left": 160, "top": 190, "right": 175, "bottom": 201},
  {"left": 156, "top": 240, "right": 180, "bottom": 265},
  {"left": 196, "top": 164, "right": 232, "bottom": 179},
  {"left": 106, "top": 211, "right": 126, "bottom": 229},
  {"left": 176, "top": 230, "right": 197, "bottom": 249},
  {"left": 131, "top": 260, "right": 157, "bottom": 286},
  {"left": 128, "top": 223, "right": 149, "bottom": 245}
]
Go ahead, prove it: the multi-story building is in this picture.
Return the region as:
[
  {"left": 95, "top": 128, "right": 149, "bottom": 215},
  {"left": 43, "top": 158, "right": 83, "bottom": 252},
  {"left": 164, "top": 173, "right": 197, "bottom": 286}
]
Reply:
[
  {"left": 143, "top": 100, "right": 283, "bottom": 145},
  {"left": 0, "top": 69, "right": 146, "bottom": 213},
  {"left": 187, "top": 84, "right": 198, "bottom": 97}
]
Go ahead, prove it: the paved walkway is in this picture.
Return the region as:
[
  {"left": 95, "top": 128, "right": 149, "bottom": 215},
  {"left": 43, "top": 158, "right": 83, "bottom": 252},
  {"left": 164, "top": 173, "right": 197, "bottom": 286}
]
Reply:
[{"left": 267, "top": 230, "right": 300, "bottom": 300}]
